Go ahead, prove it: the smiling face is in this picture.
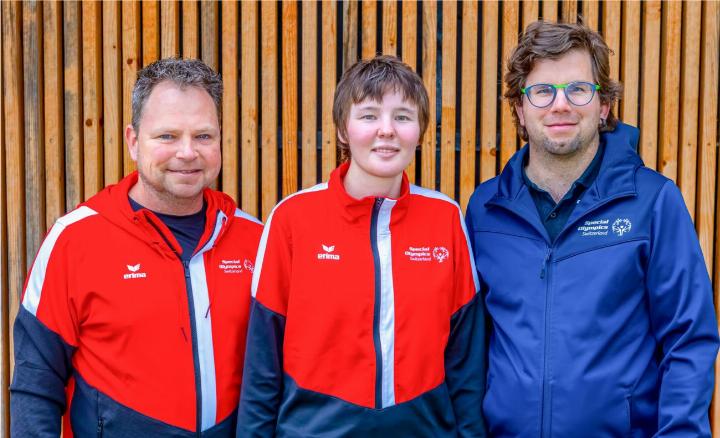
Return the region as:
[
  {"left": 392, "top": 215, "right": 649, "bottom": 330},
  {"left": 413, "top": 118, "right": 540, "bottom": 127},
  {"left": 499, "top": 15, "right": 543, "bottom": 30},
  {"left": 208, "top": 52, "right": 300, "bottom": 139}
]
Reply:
[
  {"left": 126, "top": 80, "right": 221, "bottom": 215},
  {"left": 515, "top": 49, "right": 610, "bottom": 157},
  {"left": 340, "top": 89, "right": 420, "bottom": 198}
]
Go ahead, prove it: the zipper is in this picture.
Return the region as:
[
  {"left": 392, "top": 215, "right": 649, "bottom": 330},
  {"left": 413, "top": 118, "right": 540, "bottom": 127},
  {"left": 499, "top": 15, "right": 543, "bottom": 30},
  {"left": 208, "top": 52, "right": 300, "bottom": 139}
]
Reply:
[
  {"left": 539, "top": 245, "right": 553, "bottom": 438},
  {"left": 370, "top": 197, "right": 384, "bottom": 409},
  {"left": 96, "top": 418, "right": 104, "bottom": 437},
  {"left": 145, "top": 218, "right": 208, "bottom": 435}
]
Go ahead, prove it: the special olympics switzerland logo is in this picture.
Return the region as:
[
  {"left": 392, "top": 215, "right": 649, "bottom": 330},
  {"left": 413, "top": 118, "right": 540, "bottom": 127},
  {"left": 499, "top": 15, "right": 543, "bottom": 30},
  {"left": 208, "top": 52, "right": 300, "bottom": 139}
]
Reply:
[
  {"left": 612, "top": 218, "right": 632, "bottom": 237},
  {"left": 432, "top": 247, "right": 449, "bottom": 263}
]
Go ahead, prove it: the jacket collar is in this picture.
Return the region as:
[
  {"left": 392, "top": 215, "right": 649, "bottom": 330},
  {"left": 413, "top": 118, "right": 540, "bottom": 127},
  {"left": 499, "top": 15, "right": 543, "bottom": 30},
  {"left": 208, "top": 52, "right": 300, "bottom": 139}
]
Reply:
[
  {"left": 83, "top": 171, "right": 238, "bottom": 256},
  {"left": 493, "top": 122, "right": 642, "bottom": 204},
  {"left": 328, "top": 161, "right": 411, "bottom": 224}
]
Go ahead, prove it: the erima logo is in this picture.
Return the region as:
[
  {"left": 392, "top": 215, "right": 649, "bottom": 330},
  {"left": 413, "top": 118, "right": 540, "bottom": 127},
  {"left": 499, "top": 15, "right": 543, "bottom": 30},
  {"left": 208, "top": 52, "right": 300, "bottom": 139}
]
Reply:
[
  {"left": 123, "top": 263, "right": 147, "bottom": 279},
  {"left": 612, "top": 218, "right": 632, "bottom": 236},
  {"left": 318, "top": 244, "right": 340, "bottom": 260}
]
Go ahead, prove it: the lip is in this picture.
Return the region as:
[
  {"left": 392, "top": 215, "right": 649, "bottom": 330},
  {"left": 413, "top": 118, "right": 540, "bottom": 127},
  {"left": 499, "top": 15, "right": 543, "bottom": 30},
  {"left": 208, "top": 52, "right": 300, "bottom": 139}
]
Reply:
[
  {"left": 168, "top": 169, "right": 201, "bottom": 175},
  {"left": 371, "top": 145, "right": 401, "bottom": 153}
]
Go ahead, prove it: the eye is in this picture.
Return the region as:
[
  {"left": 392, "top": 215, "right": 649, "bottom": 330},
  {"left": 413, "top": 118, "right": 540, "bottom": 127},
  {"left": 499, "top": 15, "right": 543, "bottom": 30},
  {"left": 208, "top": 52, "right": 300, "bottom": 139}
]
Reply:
[
  {"left": 157, "top": 134, "right": 175, "bottom": 141},
  {"left": 395, "top": 114, "right": 412, "bottom": 121},
  {"left": 196, "top": 133, "right": 212, "bottom": 140},
  {"left": 532, "top": 85, "right": 554, "bottom": 96},
  {"left": 359, "top": 114, "right": 377, "bottom": 120},
  {"left": 567, "top": 82, "right": 592, "bottom": 95}
]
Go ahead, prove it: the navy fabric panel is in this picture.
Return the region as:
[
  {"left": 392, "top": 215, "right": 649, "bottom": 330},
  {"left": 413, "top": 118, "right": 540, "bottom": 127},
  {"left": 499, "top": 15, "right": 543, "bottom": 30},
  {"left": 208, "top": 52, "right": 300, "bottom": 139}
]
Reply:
[
  {"left": 10, "top": 305, "right": 75, "bottom": 437},
  {"left": 275, "top": 374, "right": 456, "bottom": 438},
  {"left": 71, "top": 373, "right": 236, "bottom": 437},
  {"left": 237, "top": 298, "right": 286, "bottom": 437},
  {"left": 445, "top": 293, "right": 487, "bottom": 437}
]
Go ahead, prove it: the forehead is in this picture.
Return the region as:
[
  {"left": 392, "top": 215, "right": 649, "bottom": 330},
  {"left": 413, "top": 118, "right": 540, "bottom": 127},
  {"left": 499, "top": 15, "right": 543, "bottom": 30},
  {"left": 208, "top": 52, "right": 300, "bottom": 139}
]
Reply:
[
  {"left": 351, "top": 88, "right": 418, "bottom": 110},
  {"left": 140, "top": 81, "right": 219, "bottom": 126},
  {"left": 526, "top": 49, "right": 595, "bottom": 84}
]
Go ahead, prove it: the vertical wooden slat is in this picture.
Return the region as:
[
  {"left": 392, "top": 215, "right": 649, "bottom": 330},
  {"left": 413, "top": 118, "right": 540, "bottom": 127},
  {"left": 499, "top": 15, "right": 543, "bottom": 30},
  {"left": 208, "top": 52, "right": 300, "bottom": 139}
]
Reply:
[
  {"left": 241, "top": 1, "right": 259, "bottom": 215},
  {"left": 639, "top": 1, "right": 661, "bottom": 169},
  {"left": 343, "top": 0, "right": 358, "bottom": 70},
  {"left": 83, "top": 1, "right": 103, "bottom": 199},
  {"left": 301, "top": 1, "right": 317, "bottom": 188},
  {"left": 64, "top": 1, "right": 83, "bottom": 210},
  {"left": 161, "top": 0, "right": 180, "bottom": 58},
  {"left": 0, "top": 8, "right": 6, "bottom": 433},
  {"left": 522, "top": 0, "right": 539, "bottom": 29},
  {"left": 658, "top": 1, "right": 682, "bottom": 182},
  {"left": 200, "top": 1, "right": 219, "bottom": 70},
  {"left": 282, "top": 1, "right": 298, "bottom": 196},
  {"left": 620, "top": 1, "right": 641, "bottom": 125},
  {"left": 321, "top": 1, "right": 337, "bottom": 180},
  {"left": 142, "top": 1, "right": 159, "bottom": 66},
  {"left": 44, "top": 1, "right": 64, "bottom": 225},
  {"left": 421, "top": 1, "right": 436, "bottom": 189},
  {"left": 2, "top": 0, "right": 24, "bottom": 394},
  {"left": 361, "top": 0, "right": 376, "bottom": 59},
  {"left": 459, "top": 0, "right": 478, "bottom": 208},
  {"left": 23, "top": 1, "right": 45, "bottom": 263},
  {"left": 261, "top": 1, "right": 278, "bottom": 220},
  {"left": 500, "top": 1, "right": 519, "bottom": 168},
  {"left": 122, "top": 1, "right": 140, "bottom": 176},
  {"left": 561, "top": 0, "right": 577, "bottom": 23},
  {"left": 182, "top": 0, "right": 198, "bottom": 59},
  {"left": 678, "top": 1, "right": 701, "bottom": 218},
  {"left": 382, "top": 0, "right": 397, "bottom": 56},
  {"left": 542, "top": 0, "right": 557, "bottom": 22},
  {"left": 221, "top": 1, "right": 238, "bottom": 202},
  {"left": 401, "top": 0, "right": 417, "bottom": 183},
  {"left": 602, "top": 1, "right": 621, "bottom": 84},
  {"left": 698, "top": 1, "right": 719, "bottom": 285},
  {"left": 439, "top": 0, "right": 456, "bottom": 198},
  {"left": 481, "top": 0, "right": 498, "bottom": 183},
  {"left": 103, "top": 1, "right": 122, "bottom": 186},
  {"left": 582, "top": 0, "right": 599, "bottom": 30}
]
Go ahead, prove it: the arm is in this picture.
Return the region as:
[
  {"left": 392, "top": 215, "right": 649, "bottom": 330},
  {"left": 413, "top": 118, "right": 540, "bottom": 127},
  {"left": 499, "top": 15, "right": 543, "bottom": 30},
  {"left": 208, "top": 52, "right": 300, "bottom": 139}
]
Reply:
[
  {"left": 646, "top": 181, "right": 719, "bottom": 437},
  {"left": 237, "top": 208, "right": 292, "bottom": 437},
  {"left": 445, "top": 207, "right": 487, "bottom": 437},
  {"left": 10, "top": 222, "right": 79, "bottom": 437}
]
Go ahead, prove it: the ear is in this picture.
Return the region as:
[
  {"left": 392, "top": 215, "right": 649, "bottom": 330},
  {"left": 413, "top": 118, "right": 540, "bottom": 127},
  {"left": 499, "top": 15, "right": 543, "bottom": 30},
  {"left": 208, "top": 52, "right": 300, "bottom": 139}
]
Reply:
[
  {"left": 515, "top": 102, "right": 526, "bottom": 127},
  {"left": 599, "top": 100, "right": 611, "bottom": 120},
  {"left": 125, "top": 124, "right": 139, "bottom": 162},
  {"left": 337, "top": 128, "right": 348, "bottom": 146}
]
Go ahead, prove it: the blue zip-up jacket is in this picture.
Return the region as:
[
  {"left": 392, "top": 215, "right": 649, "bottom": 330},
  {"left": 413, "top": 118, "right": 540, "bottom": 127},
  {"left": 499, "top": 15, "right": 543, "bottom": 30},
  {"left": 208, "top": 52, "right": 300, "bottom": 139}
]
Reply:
[{"left": 466, "top": 123, "right": 719, "bottom": 437}]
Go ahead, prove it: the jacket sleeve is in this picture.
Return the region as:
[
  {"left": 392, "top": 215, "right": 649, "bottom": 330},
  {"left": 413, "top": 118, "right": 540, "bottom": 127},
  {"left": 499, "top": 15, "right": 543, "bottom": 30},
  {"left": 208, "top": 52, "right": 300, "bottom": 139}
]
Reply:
[
  {"left": 237, "top": 207, "right": 292, "bottom": 437},
  {"left": 646, "top": 181, "right": 719, "bottom": 437},
  {"left": 444, "top": 207, "right": 487, "bottom": 437},
  {"left": 10, "top": 222, "right": 79, "bottom": 437}
]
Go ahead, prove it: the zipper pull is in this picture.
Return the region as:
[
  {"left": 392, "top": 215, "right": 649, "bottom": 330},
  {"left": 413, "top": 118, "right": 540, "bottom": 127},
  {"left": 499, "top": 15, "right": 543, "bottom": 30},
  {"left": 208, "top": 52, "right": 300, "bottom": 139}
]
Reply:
[
  {"left": 540, "top": 248, "right": 552, "bottom": 279},
  {"left": 97, "top": 418, "right": 104, "bottom": 437},
  {"left": 183, "top": 260, "right": 191, "bottom": 278}
]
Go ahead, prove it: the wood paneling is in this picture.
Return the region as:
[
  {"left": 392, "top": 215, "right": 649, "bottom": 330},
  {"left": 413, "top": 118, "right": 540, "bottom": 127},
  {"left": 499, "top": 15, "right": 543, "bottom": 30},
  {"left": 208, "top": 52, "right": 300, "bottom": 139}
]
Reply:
[{"left": 2, "top": 1, "right": 720, "bottom": 431}]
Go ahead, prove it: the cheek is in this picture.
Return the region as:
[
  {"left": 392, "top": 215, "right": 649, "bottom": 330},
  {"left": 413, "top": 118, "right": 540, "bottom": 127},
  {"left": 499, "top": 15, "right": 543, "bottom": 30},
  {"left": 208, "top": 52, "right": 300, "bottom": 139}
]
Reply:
[
  {"left": 345, "top": 123, "right": 375, "bottom": 146},
  {"left": 396, "top": 124, "right": 420, "bottom": 146}
]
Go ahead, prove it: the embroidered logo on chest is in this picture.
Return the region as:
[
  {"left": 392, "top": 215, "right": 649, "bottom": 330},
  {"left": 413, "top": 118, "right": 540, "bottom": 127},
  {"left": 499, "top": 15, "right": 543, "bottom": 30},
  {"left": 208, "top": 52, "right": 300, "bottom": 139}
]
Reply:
[
  {"left": 317, "top": 244, "right": 340, "bottom": 261},
  {"left": 219, "top": 258, "right": 254, "bottom": 274},
  {"left": 404, "top": 246, "right": 450, "bottom": 263},
  {"left": 577, "top": 218, "right": 632, "bottom": 237},
  {"left": 123, "top": 263, "right": 147, "bottom": 280}
]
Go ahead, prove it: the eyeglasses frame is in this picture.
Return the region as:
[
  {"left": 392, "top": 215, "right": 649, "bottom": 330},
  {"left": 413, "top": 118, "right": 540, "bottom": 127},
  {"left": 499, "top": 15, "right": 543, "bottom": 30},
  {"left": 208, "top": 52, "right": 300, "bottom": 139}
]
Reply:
[{"left": 520, "top": 82, "right": 601, "bottom": 108}]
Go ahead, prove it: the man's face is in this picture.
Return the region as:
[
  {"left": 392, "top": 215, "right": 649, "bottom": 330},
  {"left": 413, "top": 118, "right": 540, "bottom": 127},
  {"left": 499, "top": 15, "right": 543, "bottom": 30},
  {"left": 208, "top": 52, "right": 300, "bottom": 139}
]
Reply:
[
  {"left": 341, "top": 89, "right": 420, "bottom": 182},
  {"left": 515, "top": 49, "right": 610, "bottom": 157},
  {"left": 126, "top": 81, "right": 221, "bottom": 212}
]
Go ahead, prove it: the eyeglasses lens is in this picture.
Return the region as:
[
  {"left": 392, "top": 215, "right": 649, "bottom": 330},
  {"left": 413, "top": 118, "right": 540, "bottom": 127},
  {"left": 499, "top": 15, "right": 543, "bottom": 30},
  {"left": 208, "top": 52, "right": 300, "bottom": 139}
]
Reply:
[{"left": 526, "top": 82, "right": 596, "bottom": 107}]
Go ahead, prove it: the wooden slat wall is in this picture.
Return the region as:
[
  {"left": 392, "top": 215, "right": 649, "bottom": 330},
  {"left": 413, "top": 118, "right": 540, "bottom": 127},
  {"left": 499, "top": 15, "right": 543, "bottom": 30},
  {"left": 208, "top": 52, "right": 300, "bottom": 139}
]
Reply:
[{"left": 3, "top": 1, "right": 720, "bottom": 434}]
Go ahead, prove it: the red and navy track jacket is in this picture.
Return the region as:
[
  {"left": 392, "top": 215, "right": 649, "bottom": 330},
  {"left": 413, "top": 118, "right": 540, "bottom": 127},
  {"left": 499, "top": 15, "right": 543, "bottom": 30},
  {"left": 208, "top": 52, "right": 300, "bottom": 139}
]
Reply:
[
  {"left": 238, "top": 162, "right": 487, "bottom": 437},
  {"left": 11, "top": 172, "right": 263, "bottom": 437}
]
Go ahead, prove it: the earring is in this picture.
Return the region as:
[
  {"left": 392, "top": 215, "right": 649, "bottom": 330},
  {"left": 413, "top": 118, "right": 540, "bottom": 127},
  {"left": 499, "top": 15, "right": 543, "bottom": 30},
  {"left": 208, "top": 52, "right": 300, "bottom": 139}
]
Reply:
[{"left": 599, "top": 117, "right": 607, "bottom": 129}]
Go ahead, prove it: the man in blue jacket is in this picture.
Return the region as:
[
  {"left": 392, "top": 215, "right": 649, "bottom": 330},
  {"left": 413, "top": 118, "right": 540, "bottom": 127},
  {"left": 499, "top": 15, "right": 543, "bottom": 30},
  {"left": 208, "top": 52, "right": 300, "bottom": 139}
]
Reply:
[{"left": 466, "top": 20, "right": 719, "bottom": 437}]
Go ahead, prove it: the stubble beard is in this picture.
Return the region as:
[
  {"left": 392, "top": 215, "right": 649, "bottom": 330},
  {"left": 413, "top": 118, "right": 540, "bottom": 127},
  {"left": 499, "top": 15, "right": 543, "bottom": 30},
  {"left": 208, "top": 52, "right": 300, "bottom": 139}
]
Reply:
[{"left": 536, "top": 128, "right": 598, "bottom": 160}]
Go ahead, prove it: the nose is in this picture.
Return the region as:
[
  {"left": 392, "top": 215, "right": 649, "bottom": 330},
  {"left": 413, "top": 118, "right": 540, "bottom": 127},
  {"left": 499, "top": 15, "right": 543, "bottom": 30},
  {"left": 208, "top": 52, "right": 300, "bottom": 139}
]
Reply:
[
  {"left": 550, "top": 89, "right": 572, "bottom": 112},
  {"left": 176, "top": 137, "right": 198, "bottom": 160},
  {"left": 377, "top": 115, "right": 395, "bottom": 138}
]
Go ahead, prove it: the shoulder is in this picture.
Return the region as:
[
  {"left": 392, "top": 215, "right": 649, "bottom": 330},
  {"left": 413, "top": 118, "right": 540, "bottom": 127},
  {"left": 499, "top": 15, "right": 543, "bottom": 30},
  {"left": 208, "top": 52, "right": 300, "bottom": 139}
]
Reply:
[
  {"left": 409, "top": 185, "right": 462, "bottom": 216},
  {"left": 268, "top": 182, "right": 331, "bottom": 222},
  {"left": 467, "top": 176, "right": 501, "bottom": 213}
]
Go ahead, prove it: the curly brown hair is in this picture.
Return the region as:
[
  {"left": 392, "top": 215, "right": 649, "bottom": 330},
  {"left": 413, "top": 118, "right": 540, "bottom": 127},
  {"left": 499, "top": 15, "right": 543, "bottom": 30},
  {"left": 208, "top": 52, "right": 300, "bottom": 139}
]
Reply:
[
  {"left": 505, "top": 21, "right": 623, "bottom": 141},
  {"left": 332, "top": 55, "right": 429, "bottom": 161}
]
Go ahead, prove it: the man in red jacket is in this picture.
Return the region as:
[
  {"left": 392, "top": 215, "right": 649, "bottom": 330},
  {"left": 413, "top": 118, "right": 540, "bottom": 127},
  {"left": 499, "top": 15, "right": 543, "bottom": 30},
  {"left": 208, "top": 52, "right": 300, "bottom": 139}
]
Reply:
[{"left": 11, "top": 58, "right": 262, "bottom": 437}]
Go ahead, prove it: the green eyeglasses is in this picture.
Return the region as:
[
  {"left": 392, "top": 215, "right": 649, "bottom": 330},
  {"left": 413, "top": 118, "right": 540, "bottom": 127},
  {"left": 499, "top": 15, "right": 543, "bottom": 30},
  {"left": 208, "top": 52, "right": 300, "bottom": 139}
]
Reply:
[{"left": 521, "top": 81, "right": 601, "bottom": 108}]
